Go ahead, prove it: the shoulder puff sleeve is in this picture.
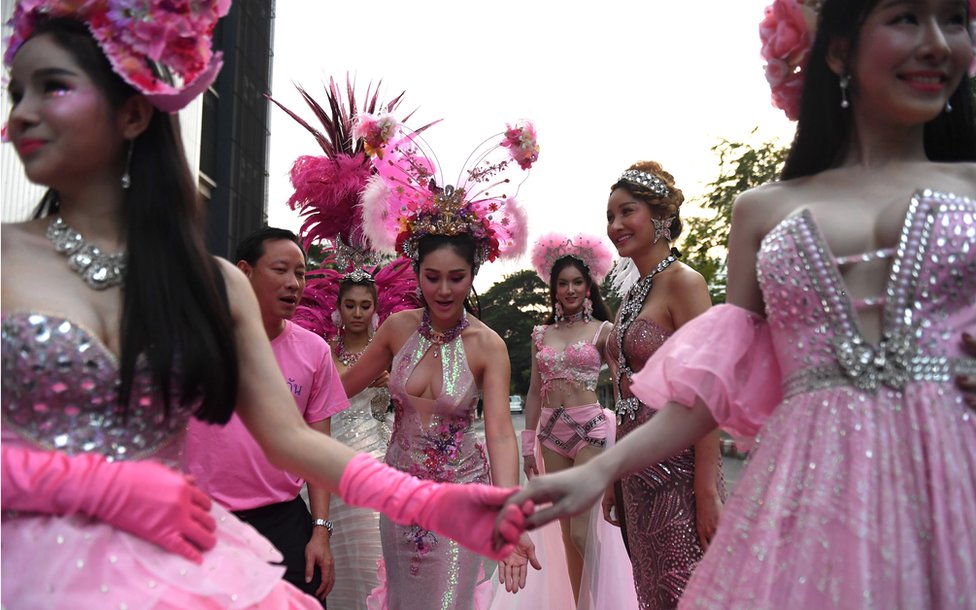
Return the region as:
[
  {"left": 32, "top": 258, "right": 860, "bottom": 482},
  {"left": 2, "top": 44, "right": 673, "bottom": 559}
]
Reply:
[{"left": 629, "top": 304, "right": 782, "bottom": 447}]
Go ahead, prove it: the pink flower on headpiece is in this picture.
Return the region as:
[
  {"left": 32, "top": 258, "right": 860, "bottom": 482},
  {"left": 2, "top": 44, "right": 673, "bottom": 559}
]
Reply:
[
  {"left": 759, "top": 0, "right": 817, "bottom": 121},
  {"left": 4, "top": 0, "right": 229, "bottom": 112},
  {"left": 502, "top": 121, "right": 540, "bottom": 170},
  {"left": 759, "top": 0, "right": 810, "bottom": 68},
  {"left": 353, "top": 112, "right": 400, "bottom": 159}
]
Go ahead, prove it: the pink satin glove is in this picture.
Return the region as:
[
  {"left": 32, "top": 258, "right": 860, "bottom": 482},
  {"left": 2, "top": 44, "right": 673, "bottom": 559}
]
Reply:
[
  {"left": 1, "top": 446, "right": 217, "bottom": 563},
  {"left": 339, "top": 453, "right": 529, "bottom": 560}
]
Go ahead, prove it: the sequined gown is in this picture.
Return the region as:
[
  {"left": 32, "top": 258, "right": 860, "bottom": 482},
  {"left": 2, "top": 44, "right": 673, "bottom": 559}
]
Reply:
[
  {"left": 0, "top": 312, "right": 320, "bottom": 608},
  {"left": 328, "top": 387, "right": 391, "bottom": 610},
  {"left": 631, "top": 190, "right": 976, "bottom": 609},
  {"left": 606, "top": 318, "right": 725, "bottom": 610},
  {"left": 377, "top": 329, "right": 490, "bottom": 610}
]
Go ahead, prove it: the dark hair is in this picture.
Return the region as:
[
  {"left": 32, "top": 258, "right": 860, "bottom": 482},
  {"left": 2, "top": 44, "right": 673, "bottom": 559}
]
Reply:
[
  {"left": 26, "top": 18, "right": 238, "bottom": 425},
  {"left": 235, "top": 226, "right": 306, "bottom": 266},
  {"left": 414, "top": 233, "right": 481, "bottom": 315},
  {"left": 610, "top": 160, "right": 685, "bottom": 240},
  {"left": 782, "top": 0, "right": 976, "bottom": 179},
  {"left": 545, "top": 257, "right": 611, "bottom": 325},
  {"left": 337, "top": 277, "right": 378, "bottom": 305}
]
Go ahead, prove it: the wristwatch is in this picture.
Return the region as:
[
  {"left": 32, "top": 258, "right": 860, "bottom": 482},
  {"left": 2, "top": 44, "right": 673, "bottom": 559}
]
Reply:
[{"left": 312, "top": 518, "right": 334, "bottom": 536}]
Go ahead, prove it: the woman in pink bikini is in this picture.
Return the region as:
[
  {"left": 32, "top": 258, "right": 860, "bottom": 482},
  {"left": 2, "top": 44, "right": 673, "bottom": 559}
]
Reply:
[{"left": 521, "top": 232, "right": 615, "bottom": 603}]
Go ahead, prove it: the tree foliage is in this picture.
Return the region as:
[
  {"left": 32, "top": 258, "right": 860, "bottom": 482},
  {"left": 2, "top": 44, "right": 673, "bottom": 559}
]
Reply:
[
  {"left": 680, "top": 131, "right": 788, "bottom": 303},
  {"left": 478, "top": 270, "right": 549, "bottom": 396}
]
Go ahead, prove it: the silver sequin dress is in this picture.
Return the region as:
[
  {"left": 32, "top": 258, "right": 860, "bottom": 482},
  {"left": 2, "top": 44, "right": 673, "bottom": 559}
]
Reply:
[
  {"left": 374, "top": 329, "right": 490, "bottom": 610},
  {"left": 1, "top": 312, "right": 320, "bottom": 609},
  {"left": 328, "top": 387, "right": 392, "bottom": 609}
]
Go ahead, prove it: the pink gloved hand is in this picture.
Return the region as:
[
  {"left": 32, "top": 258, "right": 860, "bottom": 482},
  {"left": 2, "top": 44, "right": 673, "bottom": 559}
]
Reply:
[
  {"left": 1, "top": 445, "right": 217, "bottom": 563},
  {"left": 339, "top": 453, "right": 529, "bottom": 560}
]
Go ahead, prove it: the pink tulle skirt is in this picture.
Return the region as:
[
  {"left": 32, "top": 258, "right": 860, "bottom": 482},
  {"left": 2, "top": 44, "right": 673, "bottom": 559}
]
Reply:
[
  {"left": 488, "top": 408, "right": 638, "bottom": 610},
  {"left": 1, "top": 502, "right": 321, "bottom": 609}
]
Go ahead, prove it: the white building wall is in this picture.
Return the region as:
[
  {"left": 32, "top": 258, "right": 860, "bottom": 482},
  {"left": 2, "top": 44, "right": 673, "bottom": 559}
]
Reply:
[{"left": 1, "top": 0, "right": 203, "bottom": 223}]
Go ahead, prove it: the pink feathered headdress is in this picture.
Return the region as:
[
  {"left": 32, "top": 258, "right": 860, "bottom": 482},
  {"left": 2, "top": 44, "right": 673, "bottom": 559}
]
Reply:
[
  {"left": 359, "top": 120, "right": 537, "bottom": 270},
  {"left": 531, "top": 232, "right": 614, "bottom": 285},
  {"left": 5, "top": 0, "right": 230, "bottom": 112},
  {"left": 269, "top": 77, "right": 437, "bottom": 271}
]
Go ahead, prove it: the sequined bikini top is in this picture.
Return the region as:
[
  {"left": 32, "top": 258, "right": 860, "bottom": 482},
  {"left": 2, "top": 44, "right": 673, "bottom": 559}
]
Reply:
[
  {"left": 534, "top": 321, "right": 608, "bottom": 400},
  {"left": 1, "top": 312, "right": 196, "bottom": 464}
]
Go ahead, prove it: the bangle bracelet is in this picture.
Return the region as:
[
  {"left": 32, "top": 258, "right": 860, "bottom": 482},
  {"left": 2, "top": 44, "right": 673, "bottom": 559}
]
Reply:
[{"left": 312, "top": 518, "right": 334, "bottom": 536}]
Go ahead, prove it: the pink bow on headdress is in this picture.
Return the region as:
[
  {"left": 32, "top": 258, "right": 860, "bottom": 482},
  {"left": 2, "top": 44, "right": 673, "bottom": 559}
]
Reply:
[
  {"left": 5, "top": 0, "right": 231, "bottom": 112},
  {"left": 359, "top": 120, "right": 538, "bottom": 268},
  {"left": 530, "top": 232, "right": 614, "bottom": 285}
]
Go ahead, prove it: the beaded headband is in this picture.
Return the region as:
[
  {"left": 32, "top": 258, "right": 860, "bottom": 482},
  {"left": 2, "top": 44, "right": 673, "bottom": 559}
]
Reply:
[
  {"left": 343, "top": 268, "right": 375, "bottom": 284},
  {"left": 5, "top": 0, "right": 230, "bottom": 112},
  {"left": 531, "top": 232, "right": 615, "bottom": 285},
  {"left": 619, "top": 169, "right": 671, "bottom": 198}
]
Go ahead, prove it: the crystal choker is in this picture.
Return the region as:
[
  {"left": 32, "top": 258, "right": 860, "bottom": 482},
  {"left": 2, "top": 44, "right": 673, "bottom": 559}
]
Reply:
[{"left": 420, "top": 309, "right": 469, "bottom": 358}]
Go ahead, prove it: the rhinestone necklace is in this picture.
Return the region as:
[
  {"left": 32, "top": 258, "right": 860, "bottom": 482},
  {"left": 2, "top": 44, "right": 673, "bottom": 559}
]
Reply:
[
  {"left": 420, "top": 309, "right": 469, "bottom": 358},
  {"left": 613, "top": 254, "right": 676, "bottom": 419},
  {"left": 336, "top": 336, "right": 371, "bottom": 367},
  {"left": 46, "top": 217, "right": 126, "bottom": 290},
  {"left": 557, "top": 310, "right": 586, "bottom": 327}
]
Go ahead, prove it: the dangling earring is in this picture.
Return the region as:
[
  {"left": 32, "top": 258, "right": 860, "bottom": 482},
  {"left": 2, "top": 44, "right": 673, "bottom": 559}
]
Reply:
[
  {"left": 946, "top": 99, "right": 953, "bottom": 113},
  {"left": 121, "top": 139, "right": 135, "bottom": 189},
  {"left": 583, "top": 296, "right": 593, "bottom": 323},
  {"left": 554, "top": 301, "right": 564, "bottom": 324},
  {"left": 415, "top": 286, "right": 423, "bottom": 303},
  {"left": 839, "top": 74, "right": 850, "bottom": 109},
  {"left": 370, "top": 313, "right": 379, "bottom": 333}
]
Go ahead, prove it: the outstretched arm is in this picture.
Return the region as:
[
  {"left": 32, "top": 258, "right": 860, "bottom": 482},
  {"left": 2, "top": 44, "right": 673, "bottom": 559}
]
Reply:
[
  {"left": 220, "top": 262, "right": 525, "bottom": 559},
  {"left": 511, "top": 399, "right": 718, "bottom": 529}
]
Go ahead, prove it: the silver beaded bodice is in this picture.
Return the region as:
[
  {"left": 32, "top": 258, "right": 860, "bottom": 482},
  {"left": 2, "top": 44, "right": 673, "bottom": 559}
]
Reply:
[
  {"left": 758, "top": 190, "right": 976, "bottom": 397},
  {"left": 1, "top": 312, "right": 195, "bottom": 464}
]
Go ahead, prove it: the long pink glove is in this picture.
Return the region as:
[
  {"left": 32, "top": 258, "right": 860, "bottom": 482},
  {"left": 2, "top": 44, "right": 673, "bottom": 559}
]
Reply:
[
  {"left": 339, "top": 453, "right": 527, "bottom": 560},
  {"left": 1, "top": 445, "right": 217, "bottom": 563}
]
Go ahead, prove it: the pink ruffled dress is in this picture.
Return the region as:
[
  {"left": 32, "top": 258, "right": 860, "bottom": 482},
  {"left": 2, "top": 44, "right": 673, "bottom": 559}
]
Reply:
[
  {"left": 631, "top": 190, "right": 976, "bottom": 609},
  {"left": 1, "top": 312, "right": 320, "bottom": 609}
]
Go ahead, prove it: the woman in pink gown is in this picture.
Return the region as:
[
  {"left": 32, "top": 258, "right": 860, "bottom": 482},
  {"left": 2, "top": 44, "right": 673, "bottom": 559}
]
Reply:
[
  {"left": 1, "top": 6, "right": 526, "bottom": 608},
  {"left": 510, "top": 0, "right": 976, "bottom": 608}
]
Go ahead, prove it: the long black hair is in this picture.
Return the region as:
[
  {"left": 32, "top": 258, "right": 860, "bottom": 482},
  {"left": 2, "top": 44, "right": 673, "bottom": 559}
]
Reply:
[
  {"left": 782, "top": 0, "right": 976, "bottom": 179},
  {"left": 544, "top": 256, "right": 611, "bottom": 325},
  {"left": 26, "top": 18, "right": 238, "bottom": 424}
]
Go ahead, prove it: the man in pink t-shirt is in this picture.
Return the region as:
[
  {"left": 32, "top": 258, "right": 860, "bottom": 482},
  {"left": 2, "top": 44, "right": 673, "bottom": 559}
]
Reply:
[{"left": 185, "top": 228, "right": 349, "bottom": 606}]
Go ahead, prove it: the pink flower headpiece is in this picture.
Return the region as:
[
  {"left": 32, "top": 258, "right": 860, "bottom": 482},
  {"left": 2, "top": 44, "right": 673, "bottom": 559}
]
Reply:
[
  {"left": 531, "top": 232, "right": 614, "bottom": 285},
  {"left": 760, "top": 0, "right": 976, "bottom": 120},
  {"left": 359, "top": 120, "right": 537, "bottom": 270},
  {"left": 5, "top": 0, "right": 230, "bottom": 112},
  {"left": 270, "top": 77, "right": 438, "bottom": 271}
]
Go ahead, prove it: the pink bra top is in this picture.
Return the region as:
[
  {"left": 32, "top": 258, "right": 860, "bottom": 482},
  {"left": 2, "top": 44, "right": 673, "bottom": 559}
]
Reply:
[{"left": 534, "top": 321, "right": 608, "bottom": 400}]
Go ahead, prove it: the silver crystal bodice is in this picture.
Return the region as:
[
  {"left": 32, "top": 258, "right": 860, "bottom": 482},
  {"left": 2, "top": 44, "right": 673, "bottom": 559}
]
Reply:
[
  {"left": 1, "top": 312, "right": 195, "bottom": 464},
  {"left": 758, "top": 190, "right": 976, "bottom": 397}
]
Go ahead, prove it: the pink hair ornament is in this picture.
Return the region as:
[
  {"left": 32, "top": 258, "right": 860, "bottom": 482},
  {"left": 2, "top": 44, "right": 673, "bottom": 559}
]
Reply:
[
  {"left": 5, "top": 0, "right": 231, "bottom": 112},
  {"left": 531, "top": 232, "right": 614, "bottom": 285}
]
